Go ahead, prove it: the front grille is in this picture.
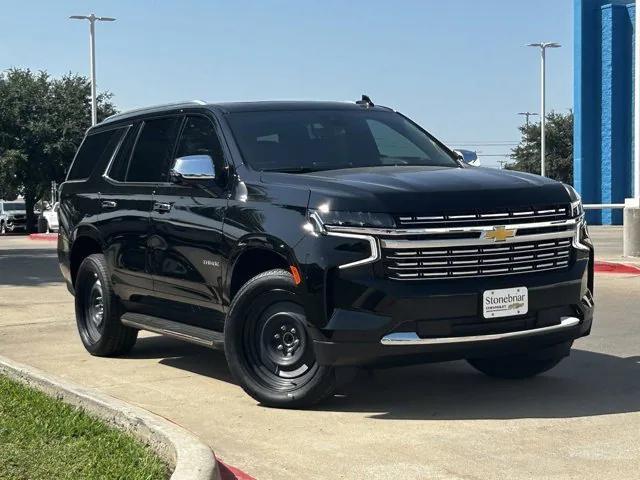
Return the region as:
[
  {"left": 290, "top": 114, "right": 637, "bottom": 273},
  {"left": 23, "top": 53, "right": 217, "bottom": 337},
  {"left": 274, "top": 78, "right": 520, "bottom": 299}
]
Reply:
[
  {"left": 396, "top": 205, "right": 569, "bottom": 229},
  {"left": 383, "top": 238, "right": 572, "bottom": 280}
]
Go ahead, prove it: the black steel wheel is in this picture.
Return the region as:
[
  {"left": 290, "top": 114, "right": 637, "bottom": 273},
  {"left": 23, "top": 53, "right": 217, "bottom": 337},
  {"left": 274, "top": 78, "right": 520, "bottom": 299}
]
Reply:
[
  {"left": 75, "top": 254, "right": 138, "bottom": 356},
  {"left": 225, "top": 269, "right": 335, "bottom": 408},
  {"left": 467, "top": 349, "right": 568, "bottom": 379}
]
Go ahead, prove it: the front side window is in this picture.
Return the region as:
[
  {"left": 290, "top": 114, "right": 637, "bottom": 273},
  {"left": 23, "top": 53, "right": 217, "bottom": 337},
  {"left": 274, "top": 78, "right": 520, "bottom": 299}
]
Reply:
[
  {"left": 226, "top": 109, "right": 458, "bottom": 172},
  {"left": 126, "top": 117, "right": 182, "bottom": 183},
  {"left": 67, "top": 128, "right": 125, "bottom": 181},
  {"left": 174, "top": 116, "right": 226, "bottom": 186}
]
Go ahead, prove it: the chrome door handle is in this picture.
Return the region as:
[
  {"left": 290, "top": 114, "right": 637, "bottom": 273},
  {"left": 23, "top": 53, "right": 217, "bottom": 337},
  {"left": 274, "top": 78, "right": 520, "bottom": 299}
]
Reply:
[
  {"left": 153, "top": 202, "right": 172, "bottom": 213},
  {"left": 101, "top": 200, "right": 117, "bottom": 209}
]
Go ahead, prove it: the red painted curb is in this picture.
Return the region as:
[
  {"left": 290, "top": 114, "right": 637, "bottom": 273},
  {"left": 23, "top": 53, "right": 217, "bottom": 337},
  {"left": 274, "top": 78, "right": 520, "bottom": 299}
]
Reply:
[
  {"left": 594, "top": 260, "right": 640, "bottom": 275},
  {"left": 217, "top": 458, "right": 256, "bottom": 480},
  {"left": 28, "top": 233, "right": 58, "bottom": 241}
]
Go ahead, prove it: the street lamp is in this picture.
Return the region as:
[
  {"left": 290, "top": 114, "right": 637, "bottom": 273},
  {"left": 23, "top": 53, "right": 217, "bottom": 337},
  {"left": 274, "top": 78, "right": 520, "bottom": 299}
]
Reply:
[
  {"left": 526, "top": 42, "right": 561, "bottom": 177},
  {"left": 517, "top": 112, "right": 539, "bottom": 127},
  {"left": 69, "top": 14, "right": 116, "bottom": 126}
]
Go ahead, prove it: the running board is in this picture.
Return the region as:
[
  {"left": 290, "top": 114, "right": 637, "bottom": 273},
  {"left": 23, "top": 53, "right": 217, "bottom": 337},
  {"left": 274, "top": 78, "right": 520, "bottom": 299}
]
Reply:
[{"left": 121, "top": 313, "right": 225, "bottom": 349}]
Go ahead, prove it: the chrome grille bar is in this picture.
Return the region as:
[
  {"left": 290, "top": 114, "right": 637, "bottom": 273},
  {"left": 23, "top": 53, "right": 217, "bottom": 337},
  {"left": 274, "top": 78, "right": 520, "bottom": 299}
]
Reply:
[
  {"left": 381, "top": 234, "right": 574, "bottom": 281},
  {"left": 326, "top": 218, "right": 578, "bottom": 237},
  {"left": 396, "top": 206, "right": 569, "bottom": 227}
]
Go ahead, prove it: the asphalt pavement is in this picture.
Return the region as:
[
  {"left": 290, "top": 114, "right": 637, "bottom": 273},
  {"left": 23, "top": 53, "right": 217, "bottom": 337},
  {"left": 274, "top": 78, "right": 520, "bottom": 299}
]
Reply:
[{"left": 0, "top": 232, "right": 638, "bottom": 479}]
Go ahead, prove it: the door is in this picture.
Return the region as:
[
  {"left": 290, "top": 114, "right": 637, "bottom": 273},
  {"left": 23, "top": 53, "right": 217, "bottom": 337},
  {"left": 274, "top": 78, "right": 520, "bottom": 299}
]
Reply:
[
  {"left": 98, "top": 117, "right": 182, "bottom": 309},
  {"left": 149, "top": 114, "right": 228, "bottom": 331}
]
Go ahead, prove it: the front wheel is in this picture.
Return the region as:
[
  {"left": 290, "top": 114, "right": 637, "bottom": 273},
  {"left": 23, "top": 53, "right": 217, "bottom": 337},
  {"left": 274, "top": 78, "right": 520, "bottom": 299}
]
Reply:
[
  {"left": 467, "top": 348, "right": 568, "bottom": 379},
  {"left": 224, "top": 269, "right": 336, "bottom": 408}
]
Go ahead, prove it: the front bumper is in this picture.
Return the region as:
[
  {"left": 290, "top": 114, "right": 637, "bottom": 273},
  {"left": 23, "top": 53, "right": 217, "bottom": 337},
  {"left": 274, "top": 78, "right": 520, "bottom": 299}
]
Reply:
[
  {"left": 306, "top": 250, "right": 594, "bottom": 367},
  {"left": 314, "top": 310, "right": 592, "bottom": 367},
  {"left": 6, "top": 219, "right": 27, "bottom": 232}
]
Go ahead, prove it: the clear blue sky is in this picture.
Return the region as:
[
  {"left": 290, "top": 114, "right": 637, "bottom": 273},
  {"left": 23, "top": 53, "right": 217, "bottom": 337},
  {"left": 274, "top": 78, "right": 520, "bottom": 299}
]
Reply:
[{"left": 0, "top": 0, "right": 574, "bottom": 167}]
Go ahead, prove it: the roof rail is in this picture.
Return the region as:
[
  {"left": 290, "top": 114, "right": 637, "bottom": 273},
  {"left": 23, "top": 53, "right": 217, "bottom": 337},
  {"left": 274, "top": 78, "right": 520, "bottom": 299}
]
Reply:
[{"left": 103, "top": 100, "right": 208, "bottom": 123}]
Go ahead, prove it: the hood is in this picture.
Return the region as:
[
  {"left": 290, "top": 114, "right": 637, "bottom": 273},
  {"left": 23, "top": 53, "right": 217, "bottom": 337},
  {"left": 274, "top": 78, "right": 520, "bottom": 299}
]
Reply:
[{"left": 261, "top": 166, "right": 570, "bottom": 214}]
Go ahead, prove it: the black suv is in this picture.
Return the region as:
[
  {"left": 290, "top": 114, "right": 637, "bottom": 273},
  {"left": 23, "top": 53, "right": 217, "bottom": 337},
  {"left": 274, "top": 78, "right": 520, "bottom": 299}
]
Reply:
[{"left": 58, "top": 99, "right": 594, "bottom": 407}]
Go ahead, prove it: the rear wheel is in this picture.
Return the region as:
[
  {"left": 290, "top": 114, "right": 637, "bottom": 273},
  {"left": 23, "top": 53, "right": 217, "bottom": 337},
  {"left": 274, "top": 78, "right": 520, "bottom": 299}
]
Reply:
[
  {"left": 75, "top": 254, "right": 138, "bottom": 356},
  {"left": 224, "top": 269, "right": 336, "bottom": 408}
]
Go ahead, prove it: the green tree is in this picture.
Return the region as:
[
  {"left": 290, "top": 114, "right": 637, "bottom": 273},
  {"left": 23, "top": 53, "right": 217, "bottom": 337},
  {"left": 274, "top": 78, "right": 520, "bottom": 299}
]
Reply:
[
  {"left": 507, "top": 111, "right": 573, "bottom": 184},
  {"left": 0, "top": 68, "right": 117, "bottom": 230}
]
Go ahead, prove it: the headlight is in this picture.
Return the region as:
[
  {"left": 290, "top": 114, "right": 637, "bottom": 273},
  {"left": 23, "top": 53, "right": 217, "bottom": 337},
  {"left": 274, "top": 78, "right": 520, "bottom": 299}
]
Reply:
[
  {"left": 305, "top": 208, "right": 383, "bottom": 269},
  {"left": 571, "top": 199, "right": 584, "bottom": 218},
  {"left": 564, "top": 184, "right": 584, "bottom": 218},
  {"left": 311, "top": 209, "right": 395, "bottom": 229}
]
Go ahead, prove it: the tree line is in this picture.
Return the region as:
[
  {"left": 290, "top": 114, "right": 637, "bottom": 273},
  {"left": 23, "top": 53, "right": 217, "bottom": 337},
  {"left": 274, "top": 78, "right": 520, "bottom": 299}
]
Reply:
[
  {"left": 0, "top": 68, "right": 116, "bottom": 231},
  {"left": 507, "top": 111, "right": 574, "bottom": 184}
]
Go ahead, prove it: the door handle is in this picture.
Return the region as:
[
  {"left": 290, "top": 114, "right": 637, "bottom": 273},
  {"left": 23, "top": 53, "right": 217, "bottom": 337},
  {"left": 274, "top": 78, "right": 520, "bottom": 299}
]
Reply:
[
  {"left": 101, "top": 200, "right": 117, "bottom": 209},
  {"left": 153, "top": 202, "right": 173, "bottom": 213}
]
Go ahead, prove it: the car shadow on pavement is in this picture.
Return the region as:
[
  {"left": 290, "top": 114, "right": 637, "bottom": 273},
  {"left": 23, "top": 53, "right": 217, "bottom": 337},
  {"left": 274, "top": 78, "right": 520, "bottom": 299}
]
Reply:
[
  {"left": 321, "top": 349, "right": 640, "bottom": 420},
  {"left": 124, "top": 337, "right": 639, "bottom": 420},
  {"left": 123, "top": 335, "right": 236, "bottom": 384},
  {"left": 0, "top": 248, "right": 62, "bottom": 286}
]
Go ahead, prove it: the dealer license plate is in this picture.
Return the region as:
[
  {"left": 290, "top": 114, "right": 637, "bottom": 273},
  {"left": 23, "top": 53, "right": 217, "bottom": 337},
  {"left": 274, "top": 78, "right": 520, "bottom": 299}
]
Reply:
[{"left": 483, "top": 287, "right": 528, "bottom": 319}]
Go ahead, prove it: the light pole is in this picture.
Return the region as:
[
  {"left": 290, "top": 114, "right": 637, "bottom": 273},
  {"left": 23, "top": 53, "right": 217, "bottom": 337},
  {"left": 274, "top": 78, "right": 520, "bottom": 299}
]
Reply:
[
  {"left": 69, "top": 14, "right": 116, "bottom": 126},
  {"left": 526, "top": 42, "right": 561, "bottom": 177},
  {"left": 517, "top": 112, "right": 539, "bottom": 127}
]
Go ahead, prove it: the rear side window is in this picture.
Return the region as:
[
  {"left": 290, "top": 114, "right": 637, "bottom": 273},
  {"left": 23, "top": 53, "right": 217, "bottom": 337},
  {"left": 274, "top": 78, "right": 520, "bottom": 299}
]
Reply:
[
  {"left": 107, "top": 124, "right": 139, "bottom": 182},
  {"left": 67, "top": 128, "right": 125, "bottom": 181},
  {"left": 126, "top": 117, "right": 182, "bottom": 183}
]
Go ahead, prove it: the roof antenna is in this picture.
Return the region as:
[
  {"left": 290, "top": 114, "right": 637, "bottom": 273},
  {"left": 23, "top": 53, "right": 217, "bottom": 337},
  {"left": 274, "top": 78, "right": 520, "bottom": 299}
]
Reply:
[{"left": 356, "top": 94, "right": 374, "bottom": 107}]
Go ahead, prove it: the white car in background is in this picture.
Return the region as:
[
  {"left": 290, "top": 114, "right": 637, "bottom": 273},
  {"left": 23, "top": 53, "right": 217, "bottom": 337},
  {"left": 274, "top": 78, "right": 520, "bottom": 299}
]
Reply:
[{"left": 39, "top": 202, "right": 59, "bottom": 233}]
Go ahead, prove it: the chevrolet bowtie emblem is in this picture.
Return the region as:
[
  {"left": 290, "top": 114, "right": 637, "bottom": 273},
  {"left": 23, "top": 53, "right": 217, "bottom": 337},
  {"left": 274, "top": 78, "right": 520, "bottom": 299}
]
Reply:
[{"left": 483, "top": 226, "right": 517, "bottom": 242}]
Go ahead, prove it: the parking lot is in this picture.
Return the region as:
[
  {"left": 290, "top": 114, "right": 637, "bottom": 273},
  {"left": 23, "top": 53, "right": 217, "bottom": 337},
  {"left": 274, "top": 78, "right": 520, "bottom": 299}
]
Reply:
[{"left": 0, "top": 232, "right": 638, "bottom": 480}]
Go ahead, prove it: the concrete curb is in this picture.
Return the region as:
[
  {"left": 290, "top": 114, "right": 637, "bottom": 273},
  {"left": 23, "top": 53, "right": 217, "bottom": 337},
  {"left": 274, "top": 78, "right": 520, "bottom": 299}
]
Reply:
[
  {"left": 594, "top": 260, "right": 640, "bottom": 275},
  {"left": 0, "top": 355, "right": 220, "bottom": 480},
  {"left": 28, "top": 233, "right": 58, "bottom": 241}
]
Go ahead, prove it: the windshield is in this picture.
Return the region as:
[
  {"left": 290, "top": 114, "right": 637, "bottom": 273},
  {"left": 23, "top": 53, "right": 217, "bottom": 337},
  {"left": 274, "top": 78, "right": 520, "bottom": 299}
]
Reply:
[
  {"left": 3, "top": 202, "right": 25, "bottom": 211},
  {"left": 226, "top": 109, "right": 459, "bottom": 172}
]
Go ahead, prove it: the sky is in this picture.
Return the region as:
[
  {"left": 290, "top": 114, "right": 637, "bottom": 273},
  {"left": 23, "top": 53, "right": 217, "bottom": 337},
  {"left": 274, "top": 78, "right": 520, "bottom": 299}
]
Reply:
[{"left": 0, "top": 0, "right": 574, "bottom": 167}]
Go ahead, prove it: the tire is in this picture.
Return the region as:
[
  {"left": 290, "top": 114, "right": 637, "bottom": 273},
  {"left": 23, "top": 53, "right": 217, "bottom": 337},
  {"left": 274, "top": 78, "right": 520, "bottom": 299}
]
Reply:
[
  {"left": 467, "top": 350, "right": 566, "bottom": 379},
  {"left": 74, "top": 253, "right": 138, "bottom": 356},
  {"left": 224, "top": 269, "right": 336, "bottom": 408}
]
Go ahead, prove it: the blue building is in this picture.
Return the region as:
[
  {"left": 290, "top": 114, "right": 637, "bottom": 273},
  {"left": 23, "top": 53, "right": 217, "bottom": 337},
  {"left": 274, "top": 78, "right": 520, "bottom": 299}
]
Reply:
[{"left": 574, "top": 0, "right": 636, "bottom": 224}]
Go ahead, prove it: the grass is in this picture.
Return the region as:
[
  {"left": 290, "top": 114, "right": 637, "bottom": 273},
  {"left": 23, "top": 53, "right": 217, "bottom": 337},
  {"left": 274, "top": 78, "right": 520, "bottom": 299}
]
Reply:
[{"left": 0, "top": 375, "right": 169, "bottom": 480}]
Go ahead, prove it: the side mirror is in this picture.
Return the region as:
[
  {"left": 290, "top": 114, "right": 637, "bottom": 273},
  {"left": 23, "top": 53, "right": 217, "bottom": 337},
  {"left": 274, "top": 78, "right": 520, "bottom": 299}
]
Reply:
[
  {"left": 170, "top": 155, "right": 216, "bottom": 184},
  {"left": 453, "top": 149, "right": 481, "bottom": 167}
]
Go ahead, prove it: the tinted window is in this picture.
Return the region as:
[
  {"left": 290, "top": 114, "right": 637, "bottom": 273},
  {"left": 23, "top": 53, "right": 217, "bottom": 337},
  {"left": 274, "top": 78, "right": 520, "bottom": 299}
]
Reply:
[
  {"left": 226, "top": 110, "right": 458, "bottom": 172},
  {"left": 127, "top": 117, "right": 182, "bottom": 183},
  {"left": 175, "top": 116, "right": 226, "bottom": 185},
  {"left": 367, "top": 119, "right": 427, "bottom": 159},
  {"left": 107, "top": 124, "right": 139, "bottom": 182},
  {"left": 67, "top": 128, "right": 125, "bottom": 180},
  {"left": 3, "top": 202, "right": 25, "bottom": 211}
]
